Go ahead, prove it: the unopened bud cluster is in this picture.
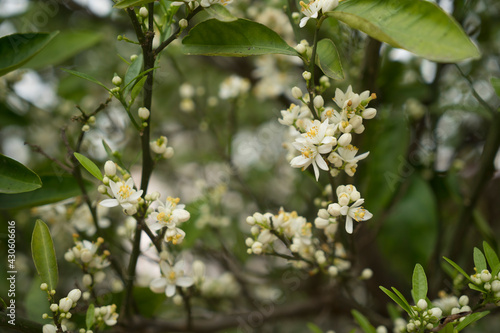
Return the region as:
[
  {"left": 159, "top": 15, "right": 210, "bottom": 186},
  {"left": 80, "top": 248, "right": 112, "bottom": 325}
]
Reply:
[{"left": 405, "top": 299, "right": 442, "bottom": 332}]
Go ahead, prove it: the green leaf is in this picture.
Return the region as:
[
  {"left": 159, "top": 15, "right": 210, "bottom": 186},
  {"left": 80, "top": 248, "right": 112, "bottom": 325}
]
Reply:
[
  {"left": 379, "top": 286, "right": 413, "bottom": 316},
  {"left": 491, "top": 78, "right": 500, "bottom": 98},
  {"left": 316, "top": 38, "right": 344, "bottom": 80},
  {"left": 483, "top": 241, "right": 500, "bottom": 273},
  {"left": 473, "top": 247, "right": 487, "bottom": 272},
  {"left": 25, "top": 277, "right": 51, "bottom": 324},
  {"left": 327, "top": 0, "right": 480, "bottom": 62},
  {"left": 124, "top": 53, "right": 143, "bottom": 96},
  {"left": 74, "top": 153, "right": 103, "bottom": 181},
  {"left": 62, "top": 68, "right": 111, "bottom": 92},
  {"left": 31, "top": 219, "right": 58, "bottom": 290},
  {"left": 131, "top": 76, "right": 147, "bottom": 104},
  {"left": 86, "top": 304, "right": 95, "bottom": 330},
  {"left": 391, "top": 287, "right": 414, "bottom": 315},
  {"left": 0, "top": 31, "right": 59, "bottom": 76},
  {"left": 182, "top": 19, "right": 299, "bottom": 57},
  {"left": 468, "top": 283, "right": 485, "bottom": 293},
  {"left": 114, "top": 0, "right": 155, "bottom": 8},
  {"left": 0, "top": 175, "right": 91, "bottom": 210},
  {"left": 0, "top": 154, "right": 42, "bottom": 193},
  {"left": 411, "top": 263, "right": 428, "bottom": 304},
  {"left": 351, "top": 310, "right": 376, "bottom": 333},
  {"left": 204, "top": 4, "right": 237, "bottom": 22},
  {"left": 442, "top": 322, "right": 454, "bottom": 333},
  {"left": 22, "top": 31, "right": 102, "bottom": 69},
  {"left": 456, "top": 311, "right": 489, "bottom": 331},
  {"left": 307, "top": 323, "right": 323, "bottom": 333},
  {"left": 443, "top": 256, "right": 473, "bottom": 283}
]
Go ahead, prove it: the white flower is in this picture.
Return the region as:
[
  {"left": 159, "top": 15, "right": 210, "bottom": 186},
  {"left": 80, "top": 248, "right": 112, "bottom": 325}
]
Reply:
[
  {"left": 200, "top": 0, "right": 232, "bottom": 7},
  {"left": 219, "top": 75, "right": 250, "bottom": 99},
  {"left": 148, "top": 197, "right": 190, "bottom": 235},
  {"left": 100, "top": 178, "right": 142, "bottom": 211},
  {"left": 328, "top": 145, "right": 369, "bottom": 176},
  {"left": 290, "top": 119, "right": 335, "bottom": 180},
  {"left": 150, "top": 260, "right": 194, "bottom": 297},
  {"left": 278, "top": 104, "right": 310, "bottom": 126},
  {"left": 299, "top": 0, "right": 338, "bottom": 28},
  {"left": 340, "top": 199, "right": 373, "bottom": 234},
  {"left": 334, "top": 85, "right": 370, "bottom": 111},
  {"left": 150, "top": 136, "right": 168, "bottom": 155}
]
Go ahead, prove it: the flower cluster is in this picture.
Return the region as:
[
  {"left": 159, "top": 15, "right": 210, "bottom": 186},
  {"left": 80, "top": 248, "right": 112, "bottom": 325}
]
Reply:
[
  {"left": 93, "top": 304, "right": 119, "bottom": 327},
  {"left": 470, "top": 268, "right": 500, "bottom": 301},
  {"left": 299, "top": 0, "right": 340, "bottom": 28},
  {"left": 150, "top": 259, "right": 194, "bottom": 297},
  {"left": 325, "top": 185, "right": 372, "bottom": 234},
  {"left": 405, "top": 299, "right": 443, "bottom": 332},
  {"left": 281, "top": 85, "right": 376, "bottom": 180},
  {"left": 150, "top": 136, "right": 174, "bottom": 159},
  {"left": 64, "top": 236, "right": 110, "bottom": 271},
  {"left": 147, "top": 196, "right": 190, "bottom": 244}
]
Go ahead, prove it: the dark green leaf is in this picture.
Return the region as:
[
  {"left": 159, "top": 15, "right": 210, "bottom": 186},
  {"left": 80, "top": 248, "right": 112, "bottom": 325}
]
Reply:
[
  {"left": 204, "top": 4, "right": 237, "bottom": 22},
  {"left": 456, "top": 311, "right": 489, "bottom": 331},
  {"left": 0, "top": 154, "right": 42, "bottom": 193},
  {"left": 86, "top": 304, "right": 95, "bottom": 330},
  {"left": 443, "top": 256, "right": 473, "bottom": 283},
  {"left": 327, "top": 0, "right": 480, "bottom": 62},
  {"left": 0, "top": 175, "right": 91, "bottom": 210},
  {"left": 182, "top": 19, "right": 298, "bottom": 57},
  {"left": 491, "top": 78, "right": 500, "bottom": 98},
  {"left": 306, "top": 323, "right": 323, "bottom": 333},
  {"left": 23, "top": 31, "right": 102, "bottom": 69},
  {"left": 411, "top": 263, "right": 428, "bottom": 304},
  {"left": 31, "top": 219, "right": 58, "bottom": 290},
  {"left": 316, "top": 38, "right": 344, "bottom": 80},
  {"left": 351, "top": 310, "right": 376, "bottom": 333},
  {"left": 483, "top": 241, "right": 500, "bottom": 273},
  {"left": 379, "top": 286, "right": 413, "bottom": 316},
  {"left": 114, "top": 0, "right": 155, "bottom": 8},
  {"left": 473, "top": 247, "right": 487, "bottom": 272},
  {"left": 62, "top": 68, "right": 111, "bottom": 92},
  {"left": 74, "top": 153, "right": 103, "bottom": 181},
  {"left": 0, "top": 32, "right": 59, "bottom": 76}
]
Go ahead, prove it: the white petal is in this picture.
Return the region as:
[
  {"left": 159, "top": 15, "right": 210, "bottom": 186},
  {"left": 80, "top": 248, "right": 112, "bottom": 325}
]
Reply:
[
  {"left": 166, "top": 284, "right": 176, "bottom": 297},
  {"left": 315, "top": 154, "right": 329, "bottom": 171},
  {"left": 312, "top": 161, "right": 320, "bottom": 180},
  {"left": 99, "top": 199, "right": 119, "bottom": 207},
  {"left": 149, "top": 278, "right": 166, "bottom": 293},
  {"left": 177, "top": 276, "right": 194, "bottom": 287},
  {"left": 345, "top": 216, "right": 353, "bottom": 234},
  {"left": 299, "top": 17, "right": 309, "bottom": 28}
]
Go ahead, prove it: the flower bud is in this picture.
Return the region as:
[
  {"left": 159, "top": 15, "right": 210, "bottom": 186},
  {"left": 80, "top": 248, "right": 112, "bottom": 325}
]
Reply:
[
  {"left": 295, "top": 43, "right": 306, "bottom": 54},
  {"left": 179, "top": 19, "right": 188, "bottom": 29},
  {"left": 429, "top": 307, "right": 442, "bottom": 318},
  {"left": 314, "top": 217, "right": 329, "bottom": 229},
  {"left": 337, "top": 133, "right": 352, "bottom": 146},
  {"left": 458, "top": 295, "right": 469, "bottom": 306},
  {"left": 491, "top": 280, "right": 500, "bottom": 292},
  {"left": 327, "top": 203, "right": 341, "bottom": 216},
  {"left": 328, "top": 266, "right": 338, "bottom": 277},
  {"left": 130, "top": 54, "right": 138, "bottom": 61},
  {"left": 376, "top": 326, "right": 388, "bottom": 333},
  {"left": 59, "top": 297, "right": 73, "bottom": 312},
  {"left": 138, "top": 107, "right": 150, "bottom": 120},
  {"left": 50, "top": 303, "right": 58, "bottom": 312},
  {"left": 318, "top": 208, "right": 330, "bottom": 219},
  {"left": 67, "top": 289, "right": 82, "bottom": 303},
  {"left": 82, "top": 124, "right": 90, "bottom": 132},
  {"left": 338, "top": 193, "right": 350, "bottom": 206},
  {"left": 302, "top": 71, "right": 311, "bottom": 81},
  {"left": 82, "top": 274, "right": 93, "bottom": 287},
  {"left": 417, "top": 299, "right": 427, "bottom": 310},
  {"left": 314, "top": 95, "right": 324, "bottom": 109},
  {"left": 360, "top": 268, "right": 373, "bottom": 280},
  {"left": 163, "top": 147, "right": 174, "bottom": 159},
  {"left": 251, "top": 242, "right": 263, "bottom": 255},
  {"left": 480, "top": 269, "right": 492, "bottom": 282},
  {"left": 112, "top": 75, "right": 122, "bottom": 86},
  {"left": 40, "top": 283, "right": 48, "bottom": 291},
  {"left": 139, "top": 7, "right": 148, "bottom": 17},
  {"left": 64, "top": 250, "right": 75, "bottom": 262},
  {"left": 349, "top": 115, "right": 363, "bottom": 128},
  {"left": 291, "top": 86, "right": 303, "bottom": 99},
  {"left": 362, "top": 108, "right": 377, "bottom": 119},
  {"left": 104, "top": 161, "right": 116, "bottom": 177},
  {"left": 250, "top": 225, "right": 259, "bottom": 235},
  {"left": 80, "top": 249, "right": 93, "bottom": 263},
  {"left": 245, "top": 237, "right": 254, "bottom": 247},
  {"left": 43, "top": 325, "right": 57, "bottom": 333}
]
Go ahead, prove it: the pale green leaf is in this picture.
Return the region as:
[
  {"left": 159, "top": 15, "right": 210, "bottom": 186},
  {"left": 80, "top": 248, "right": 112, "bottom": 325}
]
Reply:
[
  {"left": 379, "top": 286, "right": 413, "bottom": 316},
  {"left": 443, "top": 256, "right": 473, "bottom": 283},
  {"left": 131, "top": 76, "right": 147, "bottom": 104},
  {"left": 74, "top": 153, "right": 103, "bottom": 181},
  {"left": 456, "top": 311, "right": 489, "bottom": 331},
  {"left": 0, "top": 154, "right": 42, "bottom": 193},
  {"left": 114, "top": 0, "right": 155, "bottom": 8},
  {"left": 411, "top": 263, "right": 428, "bottom": 304},
  {"left": 483, "top": 241, "right": 500, "bottom": 273},
  {"left": 468, "top": 283, "right": 485, "bottom": 293},
  {"left": 31, "top": 219, "right": 58, "bottom": 290},
  {"left": 182, "top": 19, "right": 299, "bottom": 57},
  {"left": 473, "top": 247, "right": 487, "bottom": 272},
  {"left": 351, "top": 310, "right": 376, "bottom": 333},
  {"left": 307, "top": 323, "right": 323, "bottom": 333},
  {"left": 86, "top": 304, "right": 95, "bottom": 330},
  {"left": 62, "top": 68, "right": 111, "bottom": 92},
  {"left": 23, "top": 31, "right": 102, "bottom": 69},
  {"left": 316, "top": 38, "right": 344, "bottom": 80},
  {"left": 204, "top": 4, "right": 237, "bottom": 22},
  {"left": 0, "top": 31, "right": 59, "bottom": 76},
  {"left": 124, "top": 53, "right": 143, "bottom": 96},
  {"left": 327, "top": 0, "right": 480, "bottom": 62}
]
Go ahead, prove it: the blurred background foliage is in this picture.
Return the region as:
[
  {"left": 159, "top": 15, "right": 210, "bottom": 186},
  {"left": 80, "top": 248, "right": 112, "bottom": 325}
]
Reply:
[{"left": 1, "top": 0, "right": 500, "bottom": 332}]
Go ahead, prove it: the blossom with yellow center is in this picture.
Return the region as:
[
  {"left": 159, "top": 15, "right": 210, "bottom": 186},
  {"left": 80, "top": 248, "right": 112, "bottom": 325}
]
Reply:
[
  {"left": 100, "top": 178, "right": 142, "bottom": 211},
  {"left": 149, "top": 260, "right": 194, "bottom": 297}
]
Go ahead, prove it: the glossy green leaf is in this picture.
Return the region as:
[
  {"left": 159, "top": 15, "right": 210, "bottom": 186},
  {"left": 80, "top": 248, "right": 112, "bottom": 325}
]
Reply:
[
  {"left": 351, "top": 310, "right": 376, "bottom": 333},
  {"left": 23, "top": 31, "right": 102, "bottom": 69},
  {"left": 0, "top": 154, "right": 42, "bottom": 193},
  {"left": 473, "top": 247, "right": 487, "bottom": 272},
  {"left": 316, "top": 38, "right": 344, "bottom": 80},
  {"left": 182, "top": 19, "right": 298, "bottom": 57},
  {"left": 0, "top": 175, "right": 90, "bottom": 210},
  {"left": 327, "top": 0, "right": 480, "bottom": 62},
  {"left": 443, "top": 257, "right": 473, "bottom": 283},
  {"left": 307, "top": 323, "right": 323, "bottom": 333},
  {"left": 62, "top": 68, "right": 111, "bottom": 92},
  {"left": 456, "top": 311, "right": 489, "bottom": 331},
  {"left": 491, "top": 78, "right": 500, "bottom": 98},
  {"left": 86, "top": 304, "right": 95, "bottom": 330},
  {"left": 483, "top": 241, "right": 500, "bottom": 273},
  {"left": 31, "top": 219, "right": 58, "bottom": 290},
  {"left": 114, "top": 0, "right": 155, "bottom": 8},
  {"left": 204, "top": 4, "right": 237, "bottom": 22},
  {"left": 0, "top": 31, "right": 59, "bottom": 76},
  {"left": 379, "top": 286, "right": 413, "bottom": 316},
  {"left": 74, "top": 153, "right": 103, "bottom": 181},
  {"left": 411, "top": 263, "right": 428, "bottom": 304}
]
